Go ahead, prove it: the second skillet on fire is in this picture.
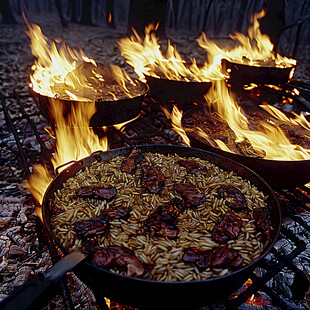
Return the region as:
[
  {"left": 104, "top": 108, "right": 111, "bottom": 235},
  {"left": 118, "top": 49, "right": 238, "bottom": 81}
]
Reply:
[
  {"left": 182, "top": 105, "right": 310, "bottom": 188},
  {"left": 35, "top": 62, "right": 149, "bottom": 127}
]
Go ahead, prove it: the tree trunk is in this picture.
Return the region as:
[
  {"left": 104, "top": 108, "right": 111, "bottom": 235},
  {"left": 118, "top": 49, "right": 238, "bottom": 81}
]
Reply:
[
  {"left": 128, "top": 0, "right": 167, "bottom": 37},
  {"left": 0, "top": 0, "right": 18, "bottom": 24},
  {"left": 55, "top": 0, "right": 68, "bottom": 28},
  {"left": 260, "top": 0, "right": 285, "bottom": 50},
  {"left": 80, "top": 0, "right": 93, "bottom": 25},
  {"left": 105, "top": 0, "right": 115, "bottom": 28},
  {"left": 70, "top": 0, "right": 78, "bottom": 23}
]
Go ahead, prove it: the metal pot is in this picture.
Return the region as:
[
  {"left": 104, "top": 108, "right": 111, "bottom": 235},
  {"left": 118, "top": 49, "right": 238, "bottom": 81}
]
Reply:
[
  {"left": 221, "top": 58, "right": 296, "bottom": 87},
  {"left": 145, "top": 75, "right": 211, "bottom": 103},
  {"left": 41, "top": 145, "right": 280, "bottom": 309},
  {"left": 33, "top": 79, "right": 149, "bottom": 127},
  {"left": 182, "top": 106, "right": 310, "bottom": 188}
]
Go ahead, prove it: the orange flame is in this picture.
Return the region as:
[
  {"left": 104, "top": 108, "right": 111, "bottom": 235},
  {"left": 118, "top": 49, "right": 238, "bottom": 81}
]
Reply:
[
  {"left": 24, "top": 23, "right": 110, "bottom": 218},
  {"left": 161, "top": 105, "right": 190, "bottom": 146},
  {"left": 118, "top": 23, "right": 224, "bottom": 82},
  {"left": 26, "top": 20, "right": 138, "bottom": 101},
  {"left": 26, "top": 99, "right": 108, "bottom": 209},
  {"left": 197, "top": 10, "right": 296, "bottom": 70},
  {"left": 171, "top": 80, "right": 310, "bottom": 161}
]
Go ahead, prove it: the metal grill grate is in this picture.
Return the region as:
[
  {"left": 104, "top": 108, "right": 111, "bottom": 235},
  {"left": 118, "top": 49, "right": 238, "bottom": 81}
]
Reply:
[{"left": 0, "top": 89, "right": 310, "bottom": 310}]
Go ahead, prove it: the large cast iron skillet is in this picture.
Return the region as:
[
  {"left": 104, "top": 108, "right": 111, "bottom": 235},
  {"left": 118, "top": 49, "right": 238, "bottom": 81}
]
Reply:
[
  {"left": 34, "top": 79, "right": 149, "bottom": 127},
  {"left": 182, "top": 107, "right": 310, "bottom": 188},
  {"left": 42, "top": 145, "right": 281, "bottom": 309}
]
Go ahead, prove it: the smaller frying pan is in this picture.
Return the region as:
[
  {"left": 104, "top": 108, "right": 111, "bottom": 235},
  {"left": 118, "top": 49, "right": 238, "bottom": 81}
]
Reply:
[
  {"left": 221, "top": 58, "right": 296, "bottom": 87},
  {"left": 145, "top": 74, "right": 211, "bottom": 103}
]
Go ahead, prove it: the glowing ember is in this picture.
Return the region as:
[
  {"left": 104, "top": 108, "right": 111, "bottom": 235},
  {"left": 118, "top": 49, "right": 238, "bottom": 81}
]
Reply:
[
  {"left": 26, "top": 20, "right": 142, "bottom": 101},
  {"left": 118, "top": 23, "right": 224, "bottom": 82},
  {"left": 175, "top": 80, "right": 310, "bottom": 161},
  {"left": 197, "top": 10, "right": 296, "bottom": 71}
]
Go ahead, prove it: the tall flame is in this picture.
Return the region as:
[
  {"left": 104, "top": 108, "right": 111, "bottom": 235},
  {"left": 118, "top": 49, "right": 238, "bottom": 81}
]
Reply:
[
  {"left": 197, "top": 10, "right": 296, "bottom": 69},
  {"left": 118, "top": 23, "right": 224, "bottom": 82},
  {"left": 171, "top": 80, "right": 310, "bottom": 161},
  {"left": 26, "top": 99, "right": 108, "bottom": 210},
  {"left": 25, "top": 23, "right": 110, "bottom": 217},
  {"left": 26, "top": 20, "right": 138, "bottom": 101}
]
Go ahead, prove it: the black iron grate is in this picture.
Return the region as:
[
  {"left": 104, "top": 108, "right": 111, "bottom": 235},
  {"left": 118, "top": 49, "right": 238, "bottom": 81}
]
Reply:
[{"left": 1, "top": 88, "right": 310, "bottom": 310}]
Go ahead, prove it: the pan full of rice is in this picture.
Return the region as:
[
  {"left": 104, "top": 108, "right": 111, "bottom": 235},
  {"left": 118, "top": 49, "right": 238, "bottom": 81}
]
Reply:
[{"left": 42, "top": 144, "right": 281, "bottom": 309}]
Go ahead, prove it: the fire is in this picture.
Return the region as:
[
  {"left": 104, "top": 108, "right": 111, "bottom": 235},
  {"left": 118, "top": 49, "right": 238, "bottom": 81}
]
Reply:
[
  {"left": 161, "top": 105, "right": 190, "bottom": 146},
  {"left": 26, "top": 99, "right": 108, "bottom": 211},
  {"left": 197, "top": 10, "right": 296, "bottom": 70},
  {"left": 24, "top": 22, "right": 110, "bottom": 217},
  {"left": 26, "top": 20, "right": 139, "bottom": 101},
  {"left": 172, "top": 80, "right": 310, "bottom": 161},
  {"left": 118, "top": 23, "right": 224, "bottom": 82}
]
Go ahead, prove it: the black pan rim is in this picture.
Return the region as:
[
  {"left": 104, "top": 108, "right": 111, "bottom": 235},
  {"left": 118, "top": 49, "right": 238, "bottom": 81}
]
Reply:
[
  {"left": 42, "top": 144, "right": 281, "bottom": 286},
  {"left": 182, "top": 106, "right": 310, "bottom": 164}
]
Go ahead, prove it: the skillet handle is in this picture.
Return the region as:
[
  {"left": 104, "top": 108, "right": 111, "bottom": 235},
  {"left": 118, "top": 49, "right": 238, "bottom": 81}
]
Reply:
[
  {"left": 0, "top": 273, "right": 57, "bottom": 310},
  {"left": 55, "top": 160, "right": 76, "bottom": 175}
]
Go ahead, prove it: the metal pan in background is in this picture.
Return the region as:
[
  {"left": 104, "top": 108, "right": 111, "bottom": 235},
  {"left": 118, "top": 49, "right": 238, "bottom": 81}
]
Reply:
[
  {"left": 32, "top": 79, "right": 149, "bottom": 128},
  {"left": 221, "top": 58, "right": 296, "bottom": 87},
  {"left": 182, "top": 106, "right": 310, "bottom": 188},
  {"left": 145, "top": 74, "right": 211, "bottom": 103},
  {"left": 42, "top": 144, "right": 281, "bottom": 310}
]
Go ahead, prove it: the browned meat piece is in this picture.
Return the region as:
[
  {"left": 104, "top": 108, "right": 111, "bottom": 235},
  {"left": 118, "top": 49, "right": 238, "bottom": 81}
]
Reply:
[
  {"left": 121, "top": 150, "right": 144, "bottom": 174},
  {"left": 177, "top": 160, "right": 200, "bottom": 174},
  {"left": 74, "top": 214, "right": 110, "bottom": 239},
  {"left": 75, "top": 186, "right": 117, "bottom": 202},
  {"left": 141, "top": 162, "right": 165, "bottom": 194},
  {"left": 81, "top": 239, "right": 101, "bottom": 254},
  {"left": 207, "top": 245, "right": 243, "bottom": 268},
  {"left": 212, "top": 211, "right": 242, "bottom": 243},
  {"left": 157, "top": 222, "right": 179, "bottom": 238},
  {"left": 174, "top": 183, "right": 206, "bottom": 207},
  {"left": 91, "top": 245, "right": 145, "bottom": 278},
  {"left": 182, "top": 248, "right": 208, "bottom": 269},
  {"left": 145, "top": 198, "right": 184, "bottom": 238},
  {"left": 217, "top": 185, "right": 247, "bottom": 210},
  {"left": 101, "top": 206, "right": 131, "bottom": 220},
  {"left": 254, "top": 209, "right": 271, "bottom": 241},
  {"left": 177, "top": 160, "right": 209, "bottom": 174},
  {"left": 182, "top": 245, "right": 243, "bottom": 270}
]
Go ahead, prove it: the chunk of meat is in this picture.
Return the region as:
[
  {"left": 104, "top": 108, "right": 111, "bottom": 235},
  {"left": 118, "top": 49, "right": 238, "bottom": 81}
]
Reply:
[
  {"left": 141, "top": 162, "right": 165, "bottom": 194},
  {"left": 75, "top": 186, "right": 117, "bottom": 202},
  {"left": 121, "top": 150, "right": 144, "bottom": 174},
  {"left": 212, "top": 211, "right": 242, "bottom": 243},
  {"left": 101, "top": 206, "right": 131, "bottom": 220},
  {"left": 91, "top": 245, "right": 145, "bottom": 278},
  {"left": 174, "top": 183, "right": 206, "bottom": 207},
  {"left": 182, "top": 248, "right": 208, "bottom": 269},
  {"left": 81, "top": 239, "right": 101, "bottom": 254},
  {"left": 217, "top": 185, "right": 247, "bottom": 210},
  {"left": 145, "top": 198, "right": 184, "bottom": 238},
  {"left": 182, "top": 245, "right": 243, "bottom": 270},
  {"left": 74, "top": 214, "right": 110, "bottom": 239},
  {"left": 177, "top": 160, "right": 200, "bottom": 174},
  {"left": 253, "top": 209, "right": 272, "bottom": 241},
  {"left": 207, "top": 245, "right": 243, "bottom": 268}
]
